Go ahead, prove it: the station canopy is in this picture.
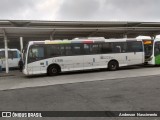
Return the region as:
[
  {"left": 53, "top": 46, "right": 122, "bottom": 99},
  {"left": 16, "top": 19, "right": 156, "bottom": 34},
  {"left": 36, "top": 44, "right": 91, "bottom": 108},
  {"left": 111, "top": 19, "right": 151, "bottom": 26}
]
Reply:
[{"left": 1, "top": 20, "right": 160, "bottom": 40}]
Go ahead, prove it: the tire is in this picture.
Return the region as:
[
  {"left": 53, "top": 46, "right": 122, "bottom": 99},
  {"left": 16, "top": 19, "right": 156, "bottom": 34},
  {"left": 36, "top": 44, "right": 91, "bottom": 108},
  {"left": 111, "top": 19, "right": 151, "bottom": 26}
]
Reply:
[
  {"left": 48, "top": 65, "right": 59, "bottom": 76},
  {"left": 108, "top": 61, "right": 119, "bottom": 71}
]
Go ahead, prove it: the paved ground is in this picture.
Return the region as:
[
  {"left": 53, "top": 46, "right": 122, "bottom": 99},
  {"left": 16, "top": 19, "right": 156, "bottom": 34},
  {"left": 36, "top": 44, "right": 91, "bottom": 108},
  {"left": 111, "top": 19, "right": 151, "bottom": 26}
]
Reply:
[
  {"left": 0, "top": 75, "right": 160, "bottom": 120},
  {"left": 0, "top": 66, "right": 160, "bottom": 91},
  {"left": 1, "top": 74, "right": 160, "bottom": 111},
  {"left": 0, "top": 66, "right": 160, "bottom": 120}
]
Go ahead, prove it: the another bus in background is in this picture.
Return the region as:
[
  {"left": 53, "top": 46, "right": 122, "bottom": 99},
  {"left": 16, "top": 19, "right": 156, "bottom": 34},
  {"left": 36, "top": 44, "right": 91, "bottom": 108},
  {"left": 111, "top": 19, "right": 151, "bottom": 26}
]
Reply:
[
  {"left": 143, "top": 39, "right": 160, "bottom": 65},
  {"left": 143, "top": 39, "right": 153, "bottom": 63},
  {"left": 0, "top": 49, "right": 21, "bottom": 69}
]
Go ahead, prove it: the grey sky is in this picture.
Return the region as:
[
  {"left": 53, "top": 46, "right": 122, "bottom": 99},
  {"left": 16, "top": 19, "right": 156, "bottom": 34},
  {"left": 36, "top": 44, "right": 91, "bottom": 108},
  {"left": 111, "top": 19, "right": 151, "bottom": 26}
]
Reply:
[{"left": 0, "top": 0, "right": 160, "bottom": 21}]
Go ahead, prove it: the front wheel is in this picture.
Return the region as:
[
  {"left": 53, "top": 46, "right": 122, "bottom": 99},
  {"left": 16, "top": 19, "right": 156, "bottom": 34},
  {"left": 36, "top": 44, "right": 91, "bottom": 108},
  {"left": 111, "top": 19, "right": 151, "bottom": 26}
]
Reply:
[
  {"left": 48, "top": 66, "right": 59, "bottom": 76},
  {"left": 108, "top": 61, "right": 119, "bottom": 71}
]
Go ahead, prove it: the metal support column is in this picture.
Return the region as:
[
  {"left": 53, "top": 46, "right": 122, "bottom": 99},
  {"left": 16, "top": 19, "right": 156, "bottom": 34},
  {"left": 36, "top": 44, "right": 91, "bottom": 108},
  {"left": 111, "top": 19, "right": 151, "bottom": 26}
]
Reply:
[
  {"left": 50, "top": 29, "right": 56, "bottom": 40},
  {"left": 20, "top": 37, "right": 24, "bottom": 59},
  {"left": 50, "top": 35, "right": 53, "bottom": 40},
  {"left": 151, "top": 36, "right": 156, "bottom": 40},
  {"left": 123, "top": 34, "right": 128, "bottom": 38},
  {"left": 3, "top": 29, "right": 9, "bottom": 73}
]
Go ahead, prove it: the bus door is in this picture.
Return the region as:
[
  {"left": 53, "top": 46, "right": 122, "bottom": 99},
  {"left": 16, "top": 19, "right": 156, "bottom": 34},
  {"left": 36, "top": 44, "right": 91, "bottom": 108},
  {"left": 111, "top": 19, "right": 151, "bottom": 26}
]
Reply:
[
  {"left": 83, "top": 44, "right": 93, "bottom": 69},
  {"left": 112, "top": 42, "right": 128, "bottom": 66},
  {"left": 83, "top": 43, "right": 106, "bottom": 69},
  {"left": 154, "top": 41, "right": 160, "bottom": 65},
  {"left": 70, "top": 44, "right": 84, "bottom": 70},
  {"left": 8, "top": 50, "right": 20, "bottom": 68},
  {"left": 126, "top": 41, "right": 144, "bottom": 65},
  {"left": 28, "top": 45, "right": 45, "bottom": 74}
]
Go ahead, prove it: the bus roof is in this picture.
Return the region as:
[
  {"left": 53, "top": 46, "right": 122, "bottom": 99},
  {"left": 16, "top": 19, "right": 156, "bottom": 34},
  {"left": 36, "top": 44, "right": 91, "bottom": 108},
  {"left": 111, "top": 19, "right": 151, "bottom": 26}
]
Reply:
[
  {"left": 154, "top": 38, "right": 160, "bottom": 41},
  {"left": 28, "top": 38, "right": 142, "bottom": 45},
  {"left": 0, "top": 48, "right": 20, "bottom": 51}
]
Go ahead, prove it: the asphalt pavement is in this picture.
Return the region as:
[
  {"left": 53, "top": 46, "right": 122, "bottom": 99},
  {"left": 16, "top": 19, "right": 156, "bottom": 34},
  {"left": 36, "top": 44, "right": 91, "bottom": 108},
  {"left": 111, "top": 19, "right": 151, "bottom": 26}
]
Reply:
[
  {"left": 0, "top": 66, "right": 160, "bottom": 120},
  {"left": 0, "top": 66, "right": 160, "bottom": 91},
  {"left": 0, "top": 75, "right": 160, "bottom": 120}
]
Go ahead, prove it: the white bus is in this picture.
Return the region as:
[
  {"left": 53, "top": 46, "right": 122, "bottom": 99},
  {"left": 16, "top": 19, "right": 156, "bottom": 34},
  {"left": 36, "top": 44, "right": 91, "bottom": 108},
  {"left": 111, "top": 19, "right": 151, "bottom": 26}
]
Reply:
[
  {"left": 143, "top": 39, "right": 160, "bottom": 65},
  {"left": 0, "top": 49, "right": 21, "bottom": 69},
  {"left": 23, "top": 38, "right": 144, "bottom": 76}
]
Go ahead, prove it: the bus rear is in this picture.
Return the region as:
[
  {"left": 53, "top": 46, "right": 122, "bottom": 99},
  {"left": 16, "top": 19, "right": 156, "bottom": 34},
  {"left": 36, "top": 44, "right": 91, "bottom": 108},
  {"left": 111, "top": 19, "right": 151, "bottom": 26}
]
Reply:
[{"left": 0, "top": 49, "right": 21, "bottom": 69}]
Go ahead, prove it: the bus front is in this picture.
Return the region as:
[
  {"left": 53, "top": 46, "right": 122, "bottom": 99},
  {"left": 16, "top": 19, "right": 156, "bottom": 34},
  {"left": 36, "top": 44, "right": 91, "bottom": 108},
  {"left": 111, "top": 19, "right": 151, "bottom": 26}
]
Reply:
[
  {"left": 23, "top": 41, "right": 46, "bottom": 75},
  {"left": 154, "top": 39, "right": 160, "bottom": 65},
  {"left": 143, "top": 40, "right": 154, "bottom": 64}
]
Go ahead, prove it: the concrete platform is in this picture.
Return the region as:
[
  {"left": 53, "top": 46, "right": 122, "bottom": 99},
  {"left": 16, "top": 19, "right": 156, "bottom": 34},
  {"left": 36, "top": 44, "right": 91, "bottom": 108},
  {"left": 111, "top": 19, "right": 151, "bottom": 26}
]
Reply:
[
  {"left": 0, "top": 70, "right": 22, "bottom": 77},
  {"left": 0, "top": 66, "right": 160, "bottom": 91}
]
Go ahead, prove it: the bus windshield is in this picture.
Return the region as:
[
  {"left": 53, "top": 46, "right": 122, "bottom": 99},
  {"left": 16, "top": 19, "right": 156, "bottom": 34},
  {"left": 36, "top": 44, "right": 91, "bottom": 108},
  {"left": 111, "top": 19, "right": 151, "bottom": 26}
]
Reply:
[
  {"left": 143, "top": 40, "right": 153, "bottom": 59},
  {"left": 154, "top": 41, "right": 160, "bottom": 56},
  {"left": 28, "top": 45, "right": 45, "bottom": 63}
]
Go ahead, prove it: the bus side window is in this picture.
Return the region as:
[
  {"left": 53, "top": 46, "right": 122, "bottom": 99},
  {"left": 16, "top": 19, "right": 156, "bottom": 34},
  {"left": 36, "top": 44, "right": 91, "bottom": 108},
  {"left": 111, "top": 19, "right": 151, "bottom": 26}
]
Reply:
[
  {"left": 84, "top": 44, "right": 90, "bottom": 54},
  {"left": 127, "top": 41, "right": 143, "bottom": 52},
  {"left": 72, "top": 44, "right": 82, "bottom": 55},
  {"left": 65, "top": 45, "right": 72, "bottom": 56},
  {"left": 60, "top": 45, "right": 65, "bottom": 56},
  {"left": 0, "top": 51, "right": 5, "bottom": 59},
  {"left": 121, "top": 42, "right": 127, "bottom": 53},
  {"left": 12, "top": 51, "right": 18, "bottom": 58},
  {"left": 113, "top": 43, "right": 122, "bottom": 53},
  {"left": 155, "top": 47, "right": 159, "bottom": 56},
  {"left": 155, "top": 42, "right": 160, "bottom": 56},
  {"left": 101, "top": 43, "right": 113, "bottom": 53},
  {"left": 8, "top": 51, "right": 17, "bottom": 59},
  {"left": 8, "top": 51, "right": 12, "bottom": 59},
  {"left": 47, "top": 45, "right": 61, "bottom": 57},
  {"left": 91, "top": 44, "right": 100, "bottom": 54}
]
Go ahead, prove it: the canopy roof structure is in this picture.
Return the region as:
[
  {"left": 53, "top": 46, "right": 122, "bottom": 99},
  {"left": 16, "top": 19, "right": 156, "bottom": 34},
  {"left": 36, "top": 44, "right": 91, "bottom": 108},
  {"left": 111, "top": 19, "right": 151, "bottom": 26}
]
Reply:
[
  {"left": 1, "top": 20, "right": 160, "bottom": 73},
  {"left": 1, "top": 20, "right": 160, "bottom": 40}
]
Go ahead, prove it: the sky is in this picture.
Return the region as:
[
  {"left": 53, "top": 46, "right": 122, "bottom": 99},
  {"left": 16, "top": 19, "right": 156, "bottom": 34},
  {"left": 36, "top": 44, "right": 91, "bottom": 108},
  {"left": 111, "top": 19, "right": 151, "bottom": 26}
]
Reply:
[{"left": 0, "top": 0, "right": 160, "bottom": 22}]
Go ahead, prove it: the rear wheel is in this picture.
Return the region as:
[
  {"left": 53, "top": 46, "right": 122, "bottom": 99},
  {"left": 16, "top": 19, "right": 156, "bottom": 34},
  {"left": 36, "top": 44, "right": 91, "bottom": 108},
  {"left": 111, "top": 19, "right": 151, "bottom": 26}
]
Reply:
[
  {"left": 48, "top": 65, "right": 60, "bottom": 76},
  {"left": 108, "top": 61, "right": 119, "bottom": 71}
]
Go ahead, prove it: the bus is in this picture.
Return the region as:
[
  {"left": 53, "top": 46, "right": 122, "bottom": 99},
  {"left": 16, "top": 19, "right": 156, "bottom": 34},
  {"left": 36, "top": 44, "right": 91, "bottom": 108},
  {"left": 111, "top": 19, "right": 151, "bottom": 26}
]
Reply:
[
  {"left": 143, "top": 39, "right": 160, "bottom": 65},
  {"left": 0, "top": 49, "right": 21, "bottom": 69},
  {"left": 23, "top": 38, "right": 144, "bottom": 76}
]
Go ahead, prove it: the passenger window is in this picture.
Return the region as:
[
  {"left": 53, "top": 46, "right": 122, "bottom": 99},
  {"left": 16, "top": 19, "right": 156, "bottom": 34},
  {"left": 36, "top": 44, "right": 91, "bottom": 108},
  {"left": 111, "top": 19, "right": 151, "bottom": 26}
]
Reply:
[
  {"left": 8, "top": 51, "right": 18, "bottom": 59},
  {"left": 0, "top": 51, "right": 5, "bottom": 58},
  {"left": 60, "top": 45, "right": 65, "bottom": 56},
  {"left": 155, "top": 42, "right": 160, "bottom": 56},
  {"left": 101, "top": 43, "right": 113, "bottom": 53},
  {"left": 84, "top": 44, "right": 90, "bottom": 54},
  {"left": 113, "top": 42, "right": 127, "bottom": 53},
  {"left": 91, "top": 44, "right": 100, "bottom": 54},
  {"left": 12, "top": 51, "right": 18, "bottom": 58},
  {"left": 72, "top": 44, "right": 82, "bottom": 55},
  {"left": 113, "top": 43, "right": 122, "bottom": 53},
  {"left": 65, "top": 45, "right": 72, "bottom": 56},
  {"left": 48, "top": 45, "right": 61, "bottom": 57},
  {"left": 127, "top": 41, "right": 143, "bottom": 52}
]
